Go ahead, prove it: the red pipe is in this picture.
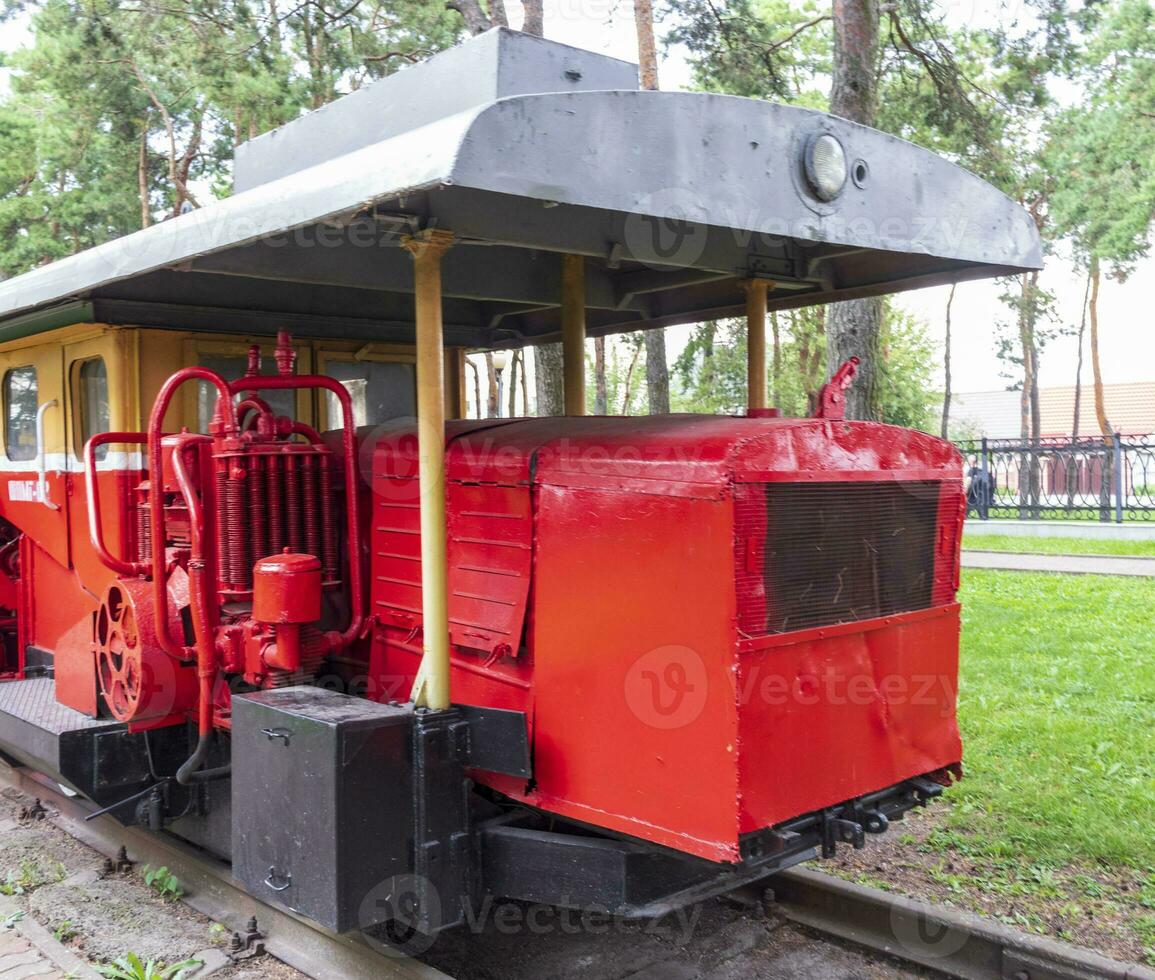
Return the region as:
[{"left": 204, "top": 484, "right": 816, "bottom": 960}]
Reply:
[
  {"left": 288, "top": 421, "right": 325, "bottom": 445},
  {"left": 230, "top": 375, "right": 364, "bottom": 649},
  {"left": 147, "top": 368, "right": 237, "bottom": 660},
  {"left": 237, "top": 396, "right": 274, "bottom": 435},
  {"left": 168, "top": 435, "right": 215, "bottom": 740},
  {"left": 84, "top": 431, "right": 148, "bottom": 577}
]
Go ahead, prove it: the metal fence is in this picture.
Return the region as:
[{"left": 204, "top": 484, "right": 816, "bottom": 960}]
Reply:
[{"left": 956, "top": 434, "right": 1155, "bottom": 522}]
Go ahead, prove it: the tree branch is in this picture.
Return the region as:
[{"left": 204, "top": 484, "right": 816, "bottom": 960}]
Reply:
[
  {"left": 762, "top": 14, "right": 831, "bottom": 55},
  {"left": 446, "top": 0, "right": 491, "bottom": 35}
]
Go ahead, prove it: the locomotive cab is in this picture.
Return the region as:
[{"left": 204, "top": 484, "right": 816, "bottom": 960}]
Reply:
[{"left": 0, "top": 29, "right": 1041, "bottom": 940}]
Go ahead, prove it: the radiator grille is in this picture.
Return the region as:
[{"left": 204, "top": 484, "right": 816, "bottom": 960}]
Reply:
[{"left": 735, "top": 481, "right": 951, "bottom": 636}]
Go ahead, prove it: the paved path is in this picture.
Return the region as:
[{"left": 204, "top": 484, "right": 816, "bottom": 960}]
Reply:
[
  {"left": 0, "top": 896, "right": 101, "bottom": 980},
  {"left": 962, "top": 550, "right": 1155, "bottom": 577}
]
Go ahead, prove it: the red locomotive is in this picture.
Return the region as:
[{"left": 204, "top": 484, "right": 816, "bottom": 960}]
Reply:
[{"left": 0, "top": 29, "right": 1040, "bottom": 938}]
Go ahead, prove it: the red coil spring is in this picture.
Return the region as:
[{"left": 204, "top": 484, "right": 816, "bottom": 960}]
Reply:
[
  {"left": 136, "top": 505, "right": 151, "bottom": 564},
  {"left": 302, "top": 454, "right": 320, "bottom": 560},
  {"left": 225, "top": 463, "right": 251, "bottom": 589},
  {"left": 248, "top": 456, "right": 268, "bottom": 565},
  {"left": 285, "top": 454, "right": 303, "bottom": 553},
  {"left": 215, "top": 469, "right": 229, "bottom": 587},
  {"left": 320, "top": 456, "right": 338, "bottom": 581},
  {"left": 267, "top": 455, "right": 285, "bottom": 556}
]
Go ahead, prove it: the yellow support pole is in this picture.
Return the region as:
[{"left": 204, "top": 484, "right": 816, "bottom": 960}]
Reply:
[
  {"left": 744, "top": 279, "right": 771, "bottom": 412},
  {"left": 562, "top": 254, "right": 586, "bottom": 415},
  {"left": 402, "top": 228, "right": 454, "bottom": 711}
]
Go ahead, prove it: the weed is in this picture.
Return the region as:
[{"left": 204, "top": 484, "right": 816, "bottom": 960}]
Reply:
[
  {"left": 141, "top": 865, "right": 182, "bottom": 902},
  {"left": 98, "top": 953, "right": 202, "bottom": 980},
  {"left": 0, "top": 859, "right": 40, "bottom": 896}
]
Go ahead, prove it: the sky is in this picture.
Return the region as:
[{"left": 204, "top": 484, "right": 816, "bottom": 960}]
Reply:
[{"left": 2, "top": 0, "right": 1152, "bottom": 397}]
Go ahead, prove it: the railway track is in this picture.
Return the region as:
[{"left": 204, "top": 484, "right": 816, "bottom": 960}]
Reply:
[{"left": 4, "top": 762, "right": 1151, "bottom": 980}]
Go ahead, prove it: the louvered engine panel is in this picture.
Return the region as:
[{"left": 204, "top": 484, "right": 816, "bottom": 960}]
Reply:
[
  {"left": 373, "top": 479, "right": 532, "bottom": 658},
  {"left": 734, "top": 481, "right": 955, "bottom": 637}
]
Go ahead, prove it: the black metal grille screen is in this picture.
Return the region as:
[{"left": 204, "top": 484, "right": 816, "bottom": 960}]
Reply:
[{"left": 737, "top": 481, "right": 944, "bottom": 635}]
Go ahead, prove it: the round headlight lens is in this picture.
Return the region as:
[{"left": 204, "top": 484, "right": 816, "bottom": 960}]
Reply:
[{"left": 806, "top": 134, "right": 847, "bottom": 201}]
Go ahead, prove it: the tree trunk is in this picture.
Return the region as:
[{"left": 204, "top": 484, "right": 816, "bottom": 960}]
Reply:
[
  {"left": 488, "top": 0, "right": 509, "bottom": 28},
  {"left": 701, "top": 321, "right": 717, "bottom": 391},
  {"left": 1018, "top": 278, "right": 1030, "bottom": 444},
  {"left": 826, "top": 0, "right": 881, "bottom": 420},
  {"left": 830, "top": 0, "right": 879, "bottom": 123},
  {"left": 1028, "top": 273, "right": 1041, "bottom": 446},
  {"left": 266, "top": 0, "right": 282, "bottom": 53},
  {"left": 1089, "top": 255, "right": 1110, "bottom": 438},
  {"left": 138, "top": 123, "right": 151, "bottom": 229},
  {"left": 1067, "top": 269, "right": 1091, "bottom": 508},
  {"left": 519, "top": 352, "right": 529, "bottom": 417},
  {"left": 594, "top": 337, "right": 608, "bottom": 414},
  {"left": 621, "top": 340, "right": 643, "bottom": 414},
  {"left": 508, "top": 349, "right": 520, "bottom": 417},
  {"left": 485, "top": 352, "right": 499, "bottom": 418},
  {"left": 634, "top": 0, "right": 659, "bottom": 90},
  {"left": 1072, "top": 269, "right": 1090, "bottom": 438},
  {"left": 644, "top": 331, "right": 670, "bottom": 414},
  {"left": 522, "top": 0, "right": 544, "bottom": 35},
  {"left": 467, "top": 357, "right": 482, "bottom": 419},
  {"left": 533, "top": 344, "right": 564, "bottom": 416},
  {"left": 1016, "top": 273, "right": 1032, "bottom": 517},
  {"left": 826, "top": 297, "right": 881, "bottom": 419},
  {"left": 940, "top": 284, "right": 955, "bottom": 439},
  {"left": 632, "top": 0, "right": 670, "bottom": 415},
  {"left": 447, "top": 0, "right": 493, "bottom": 34}
]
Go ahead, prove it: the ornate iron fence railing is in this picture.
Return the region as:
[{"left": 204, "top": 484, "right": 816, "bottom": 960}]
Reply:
[{"left": 956, "top": 434, "right": 1155, "bottom": 522}]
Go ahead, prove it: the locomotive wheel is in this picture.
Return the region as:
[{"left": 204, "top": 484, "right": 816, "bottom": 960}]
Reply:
[
  {"left": 95, "top": 584, "right": 144, "bottom": 720},
  {"left": 94, "top": 577, "right": 197, "bottom": 724}
]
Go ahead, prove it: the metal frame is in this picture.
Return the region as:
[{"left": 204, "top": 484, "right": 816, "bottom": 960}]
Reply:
[{"left": 960, "top": 434, "right": 1155, "bottom": 522}]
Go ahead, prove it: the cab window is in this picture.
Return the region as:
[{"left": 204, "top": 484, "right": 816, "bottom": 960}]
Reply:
[
  {"left": 197, "top": 354, "right": 295, "bottom": 431},
  {"left": 75, "top": 357, "right": 111, "bottom": 458},
  {"left": 4, "top": 366, "right": 38, "bottom": 462},
  {"left": 324, "top": 360, "right": 416, "bottom": 429}
]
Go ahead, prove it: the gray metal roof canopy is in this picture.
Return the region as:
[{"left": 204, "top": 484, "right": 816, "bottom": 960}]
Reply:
[{"left": 0, "top": 28, "right": 1043, "bottom": 349}]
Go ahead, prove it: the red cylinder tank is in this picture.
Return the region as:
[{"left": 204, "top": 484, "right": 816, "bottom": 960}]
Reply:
[{"left": 253, "top": 552, "right": 322, "bottom": 624}]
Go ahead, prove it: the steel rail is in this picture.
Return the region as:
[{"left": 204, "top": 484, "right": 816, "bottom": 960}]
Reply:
[
  {"left": 6, "top": 759, "right": 1153, "bottom": 980},
  {"left": 768, "top": 866, "right": 1155, "bottom": 980},
  {"left": 1, "top": 764, "right": 448, "bottom": 980}
]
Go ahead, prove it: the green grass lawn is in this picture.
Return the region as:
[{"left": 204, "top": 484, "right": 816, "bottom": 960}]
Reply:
[
  {"left": 953, "top": 570, "right": 1155, "bottom": 868},
  {"left": 831, "top": 569, "right": 1155, "bottom": 961},
  {"left": 964, "top": 533, "right": 1155, "bottom": 558}
]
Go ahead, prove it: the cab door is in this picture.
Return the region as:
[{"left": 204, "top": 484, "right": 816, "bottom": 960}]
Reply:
[
  {"left": 64, "top": 330, "right": 140, "bottom": 591},
  {"left": 0, "top": 341, "right": 68, "bottom": 566}
]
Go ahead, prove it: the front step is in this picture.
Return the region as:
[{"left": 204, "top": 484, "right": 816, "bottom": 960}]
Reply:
[
  {"left": 0, "top": 677, "right": 195, "bottom": 814},
  {"left": 0, "top": 678, "right": 120, "bottom": 790}
]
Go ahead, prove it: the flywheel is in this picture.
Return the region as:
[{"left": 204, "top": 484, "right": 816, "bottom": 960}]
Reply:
[{"left": 94, "top": 577, "right": 197, "bottom": 723}]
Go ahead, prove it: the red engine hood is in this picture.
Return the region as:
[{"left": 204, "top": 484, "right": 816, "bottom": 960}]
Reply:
[{"left": 362, "top": 415, "right": 963, "bottom": 492}]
